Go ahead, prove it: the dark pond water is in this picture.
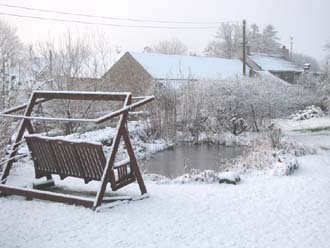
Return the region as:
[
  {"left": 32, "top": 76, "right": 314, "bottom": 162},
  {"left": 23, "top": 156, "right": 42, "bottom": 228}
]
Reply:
[{"left": 140, "top": 144, "right": 246, "bottom": 178}]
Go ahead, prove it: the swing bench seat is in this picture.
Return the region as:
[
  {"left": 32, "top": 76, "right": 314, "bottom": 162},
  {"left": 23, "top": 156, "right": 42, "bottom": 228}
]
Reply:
[{"left": 25, "top": 135, "right": 134, "bottom": 190}]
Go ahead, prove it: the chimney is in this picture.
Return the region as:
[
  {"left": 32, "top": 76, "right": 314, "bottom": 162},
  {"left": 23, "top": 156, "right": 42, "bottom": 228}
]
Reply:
[
  {"left": 281, "top": 46, "right": 290, "bottom": 60},
  {"left": 304, "top": 63, "right": 311, "bottom": 72}
]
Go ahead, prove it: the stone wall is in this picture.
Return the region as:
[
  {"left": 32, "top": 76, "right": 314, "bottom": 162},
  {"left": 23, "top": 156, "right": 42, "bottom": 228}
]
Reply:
[{"left": 101, "top": 52, "right": 154, "bottom": 95}]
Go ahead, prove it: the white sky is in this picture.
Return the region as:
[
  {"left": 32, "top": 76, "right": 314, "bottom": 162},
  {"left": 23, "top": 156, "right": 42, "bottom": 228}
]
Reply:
[{"left": 1, "top": 0, "right": 329, "bottom": 62}]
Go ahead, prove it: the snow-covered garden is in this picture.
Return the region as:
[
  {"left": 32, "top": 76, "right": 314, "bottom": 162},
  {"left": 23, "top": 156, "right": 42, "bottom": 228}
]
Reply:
[
  {"left": 1, "top": 115, "right": 330, "bottom": 248},
  {"left": 1, "top": 104, "right": 330, "bottom": 248}
]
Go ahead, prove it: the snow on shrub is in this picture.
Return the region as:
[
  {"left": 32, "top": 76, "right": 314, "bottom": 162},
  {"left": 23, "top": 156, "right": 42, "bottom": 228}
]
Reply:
[
  {"left": 321, "top": 96, "right": 330, "bottom": 113},
  {"left": 279, "top": 140, "right": 316, "bottom": 157},
  {"left": 148, "top": 169, "right": 241, "bottom": 185},
  {"left": 230, "top": 134, "right": 315, "bottom": 176},
  {"left": 290, "top": 105, "right": 325, "bottom": 121},
  {"left": 272, "top": 155, "right": 299, "bottom": 176}
]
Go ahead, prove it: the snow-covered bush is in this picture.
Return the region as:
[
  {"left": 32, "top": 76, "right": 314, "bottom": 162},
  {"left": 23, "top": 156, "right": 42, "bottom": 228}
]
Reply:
[
  {"left": 235, "top": 134, "right": 276, "bottom": 171},
  {"left": 296, "top": 73, "right": 322, "bottom": 90},
  {"left": 290, "top": 105, "right": 325, "bottom": 121},
  {"left": 148, "top": 169, "right": 241, "bottom": 185},
  {"left": 296, "top": 73, "right": 330, "bottom": 114},
  {"left": 230, "top": 132, "right": 315, "bottom": 174},
  {"left": 174, "top": 77, "right": 318, "bottom": 140},
  {"left": 279, "top": 140, "right": 316, "bottom": 157},
  {"left": 272, "top": 155, "right": 299, "bottom": 176},
  {"left": 321, "top": 96, "right": 330, "bottom": 114},
  {"left": 150, "top": 76, "right": 320, "bottom": 140},
  {"left": 266, "top": 124, "right": 283, "bottom": 148}
]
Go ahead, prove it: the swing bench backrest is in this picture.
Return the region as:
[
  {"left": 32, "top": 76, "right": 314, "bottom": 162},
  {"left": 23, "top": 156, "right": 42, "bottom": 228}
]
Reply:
[
  {"left": 26, "top": 135, "right": 106, "bottom": 183},
  {"left": 25, "top": 135, "right": 134, "bottom": 186}
]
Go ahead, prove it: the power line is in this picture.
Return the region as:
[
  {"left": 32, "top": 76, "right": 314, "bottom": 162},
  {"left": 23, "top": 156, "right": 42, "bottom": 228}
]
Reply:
[
  {"left": 0, "top": 3, "right": 238, "bottom": 25},
  {"left": 0, "top": 12, "right": 223, "bottom": 29}
]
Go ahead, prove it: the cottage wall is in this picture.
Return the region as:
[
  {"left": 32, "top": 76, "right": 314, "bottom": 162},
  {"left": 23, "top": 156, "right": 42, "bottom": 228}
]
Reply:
[
  {"left": 101, "top": 52, "right": 154, "bottom": 95},
  {"left": 270, "top": 71, "right": 301, "bottom": 84}
]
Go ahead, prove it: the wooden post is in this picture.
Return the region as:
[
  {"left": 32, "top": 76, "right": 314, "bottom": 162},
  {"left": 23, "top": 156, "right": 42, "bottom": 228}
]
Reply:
[
  {"left": 93, "top": 94, "right": 131, "bottom": 209},
  {"left": 122, "top": 96, "right": 147, "bottom": 194}
]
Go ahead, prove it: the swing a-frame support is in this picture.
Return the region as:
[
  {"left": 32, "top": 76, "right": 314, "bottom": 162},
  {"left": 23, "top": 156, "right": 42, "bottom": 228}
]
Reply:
[{"left": 0, "top": 91, "right": 154, "bottom": 209}]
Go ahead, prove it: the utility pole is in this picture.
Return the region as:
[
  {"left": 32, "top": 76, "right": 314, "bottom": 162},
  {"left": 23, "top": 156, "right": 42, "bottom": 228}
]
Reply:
[
  {"left": 2, "top": 57, "right": 5, "bottom": 97},
  {"left": 49, "top": 50, "right": 53, "bottom": 88},
  {"left": 49, "top": 50, "right": 53, "bottom": 77},
  {"left": 243, "top": 19, "right": 246, "bottom": 76},
  {"left": 290, "top": 37, "right": 293, "bottom": 60}
]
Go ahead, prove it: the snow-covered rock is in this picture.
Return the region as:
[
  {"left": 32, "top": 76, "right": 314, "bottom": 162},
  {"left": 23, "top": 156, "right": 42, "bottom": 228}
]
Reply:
[{"left": 218, "top": 171, "right": 241, "bottom": 185}]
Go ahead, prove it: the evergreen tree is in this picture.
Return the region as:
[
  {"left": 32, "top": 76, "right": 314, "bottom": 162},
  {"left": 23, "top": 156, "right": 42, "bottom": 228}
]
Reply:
[
  {"left": 260, "top": 25, "right": 281, "bottom": 54},
  {"left": 204, "top": 23, "right": 283, "bottom": 58}
]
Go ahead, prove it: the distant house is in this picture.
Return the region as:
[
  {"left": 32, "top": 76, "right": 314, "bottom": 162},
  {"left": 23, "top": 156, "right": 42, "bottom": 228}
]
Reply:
[
  {"left": 247, "top": 47, "right": 304, "bottom": 83},
  {"left": 101, "top": 52, "right": 249, "bottom": 95}
]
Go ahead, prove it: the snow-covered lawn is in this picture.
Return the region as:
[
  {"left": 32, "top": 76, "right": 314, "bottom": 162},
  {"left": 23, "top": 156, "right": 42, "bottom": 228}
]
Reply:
[
  {"left": 276, "top": 116, "right": 330, "bottom": 132},
  {"left": 1, "top": 118, "right": 330, "bottom": 248},
  {"left": 0, "top": 152, "right": 329, "bottom": 248}
]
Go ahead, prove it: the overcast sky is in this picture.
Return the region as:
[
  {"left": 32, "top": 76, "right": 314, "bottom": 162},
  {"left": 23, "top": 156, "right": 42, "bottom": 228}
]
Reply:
[{"left": 1, "top": 0, "right": 329, "bottom": 62}]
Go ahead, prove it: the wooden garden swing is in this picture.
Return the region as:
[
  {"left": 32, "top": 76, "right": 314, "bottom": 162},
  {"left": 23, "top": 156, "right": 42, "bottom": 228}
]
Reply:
[{"left": 0, "top": 91, "right": 154, "bottom": 209}]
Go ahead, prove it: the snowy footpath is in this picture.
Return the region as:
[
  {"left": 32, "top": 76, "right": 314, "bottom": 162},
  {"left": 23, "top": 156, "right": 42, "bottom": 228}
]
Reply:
[{"left": 1, "top": 121, "right": 330, "bottom": 247}]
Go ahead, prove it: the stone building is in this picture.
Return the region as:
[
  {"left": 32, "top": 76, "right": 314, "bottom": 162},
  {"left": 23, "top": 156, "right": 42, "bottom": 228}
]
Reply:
[
  {"left": 101, "top": 51, "right": 248, "bottom": 95},
  {"left": 247, "top": 47, "right": 304, "bottom": 83}
]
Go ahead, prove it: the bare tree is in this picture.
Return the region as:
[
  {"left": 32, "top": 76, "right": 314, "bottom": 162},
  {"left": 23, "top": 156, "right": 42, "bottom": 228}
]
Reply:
[
  {"left": 34, "top": 31, "right": 99, "bottom": 134},
  {"left": 87, "top": 31, "right": 115, "bottom": 78},
  {"left": 151, "top": 38, "right": 188, "bottom": 55},
  {"left": 204, "top": 23, "right": 242, "bottom": 59}
]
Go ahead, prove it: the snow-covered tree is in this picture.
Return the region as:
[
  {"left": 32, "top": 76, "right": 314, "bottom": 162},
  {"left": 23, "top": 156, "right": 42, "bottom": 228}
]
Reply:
[
  {"left": 325, "top": 40, "right": 330, "bottom": 57},
  {"left": 151, "top": 38, "right": 188, "bottom": 55},
  {"left": 204, "top": 23, "right": 242, "bottom": 59},
  {"left": 205, "top": 23, "right": 282, "bottom": 58},
  {"left": 0, "top": 20, "right": 24, "bottom": 66},
  {"left": 292, "top": 53, "right": 320, "bottom": 72},
  {"left": 259, "top": 25, "right": 281, "bottom": 54},
  {"left": 247, "top": 24, "right": 263, "bottom": 53},
  {"left": 0, "top": 20, "right": 27, "bottom": 105}
]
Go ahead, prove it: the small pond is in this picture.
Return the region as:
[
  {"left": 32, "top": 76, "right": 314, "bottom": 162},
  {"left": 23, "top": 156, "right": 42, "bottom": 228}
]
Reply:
[{"left": 140, "top": 144, "right": 247, "bottom": 178}]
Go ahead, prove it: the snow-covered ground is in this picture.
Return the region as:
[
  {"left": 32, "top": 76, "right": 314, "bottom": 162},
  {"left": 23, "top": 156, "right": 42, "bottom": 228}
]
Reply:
[
  {"left": 0, "top": 118, "right": 330, "bottom": 248},
  {"left": 1, "top": 153, "right": 329, "bottom": 248},
  {"left": 276, "top": 116, "right": 330, "bottom": 132}
]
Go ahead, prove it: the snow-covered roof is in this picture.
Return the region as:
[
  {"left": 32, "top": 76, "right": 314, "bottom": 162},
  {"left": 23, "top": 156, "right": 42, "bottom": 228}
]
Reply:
[
  {"left": 249, "top": 53, "right": 304, "bottom": 72},
  {"left": 128, "top": 52, "right": 245, "bottom": 80}
]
